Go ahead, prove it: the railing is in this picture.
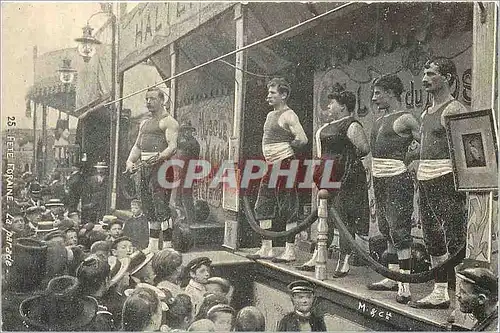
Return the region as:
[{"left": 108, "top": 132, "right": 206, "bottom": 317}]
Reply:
[{"left": 53, "top": 144, "right": 80, "bottom": 171}]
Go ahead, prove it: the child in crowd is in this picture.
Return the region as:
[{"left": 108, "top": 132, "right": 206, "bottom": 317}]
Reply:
[
  {"left": 123, "top": 199, "right": 149, "bottom": 250},
  {"left": 181, "top": 257, "right": 212, "bottom": 316}
]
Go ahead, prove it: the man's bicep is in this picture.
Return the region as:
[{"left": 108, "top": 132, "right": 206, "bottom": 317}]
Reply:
[
  {"left": 286, "top": 112, "right": 306, "bottom": 136},
  {"left": 164, "top": 123, "right": 179, "bottom": 148},
  {"left": 441, "top": 102, "right": 468, "bottom": 126}
]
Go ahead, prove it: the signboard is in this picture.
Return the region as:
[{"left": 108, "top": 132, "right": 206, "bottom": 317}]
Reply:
[{"left": 119, "top": 2, "right": 233, "bottom": 72}]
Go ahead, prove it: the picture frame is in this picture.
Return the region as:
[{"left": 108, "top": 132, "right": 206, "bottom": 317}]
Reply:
[
  {"left": 223, "top": 220, "right": 239, "bottom": 250},
  {"left": 445, "top": 109, "right": 498, "bottom": 192}
]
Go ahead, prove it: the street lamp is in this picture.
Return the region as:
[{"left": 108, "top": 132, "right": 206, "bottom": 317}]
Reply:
[
  {"left": 57, "top": 58, "right": 76, "bottom": 120},
  {"left": 74, "top": 6, "right": 119, "bottom": 213},
  {"left": 74, "top": 23, "right": 101, "bottom": 63}
]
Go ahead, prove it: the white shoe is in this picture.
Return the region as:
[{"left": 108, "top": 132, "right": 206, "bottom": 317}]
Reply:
[{"left": 273, "top": 243, "right": 296, "bottom": 263}]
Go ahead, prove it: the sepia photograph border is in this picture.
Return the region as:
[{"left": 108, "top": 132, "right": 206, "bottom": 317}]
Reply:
[{"left": 445, "top": 109, "right": 498, "bottom": 192}]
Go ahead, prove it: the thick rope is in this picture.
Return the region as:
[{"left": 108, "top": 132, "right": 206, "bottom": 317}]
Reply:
[{"left": 242, "top": 196, "right": 465, "bottom": 283}]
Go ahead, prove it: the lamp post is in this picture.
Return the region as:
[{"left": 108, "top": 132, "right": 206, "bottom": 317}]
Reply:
[{"left": 75, "top": 4, "right": 120, "bottom": 213}]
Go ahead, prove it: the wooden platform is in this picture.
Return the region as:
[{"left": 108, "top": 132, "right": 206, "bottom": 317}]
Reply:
[{"left": 183, "top": 249, "right": 476, "bottom": 331}]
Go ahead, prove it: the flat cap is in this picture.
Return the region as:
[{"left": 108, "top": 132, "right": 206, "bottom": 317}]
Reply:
[
  {"left": 187, "top": 257, "right": 212, "bottom": 271},
  {"left": 287, "top": 280, "right": 315, "bottom": 294},
  {"left": 457, "top": 267, "right": 498, "bottom": 295}
]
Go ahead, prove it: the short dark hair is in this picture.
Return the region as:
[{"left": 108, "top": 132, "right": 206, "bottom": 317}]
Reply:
[
  {"left": 147, "top": 87, "right": 166, "bottom": 102},
  {"left": 267, "top": 78, "right": 291, "bottom": 100},
  {"left": 373, "top": 74, "right": 404, "bottom": 101},
  {"left": 327, "top": 90, "right": 357, "bottom": 114},
  {"left": 76, "top": 256, "right": 110, "bottom": 295},
  {"left": 424, "top": 57, "right": 457, "bottom": 86},
  {"left": 122, "top": 287, "right": 160, "bottom": 331},
  {"left": 165, "top": 294, "right": 193, "bottom": 329}
]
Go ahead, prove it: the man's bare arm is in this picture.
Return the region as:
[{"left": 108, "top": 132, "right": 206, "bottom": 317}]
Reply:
[
  {"left": 394, "top": 113, "right": 421, "bottom": 142},
  {"left": 125, "top": 120, "right": 146, "bottom": 172},
  {"left": 282, "top": 110, "right": 308, "bottom": 147},
  {"left": 347, "top": 122, "right": 370, "bottom": 157},
  {"left": 441, "top": 100, "right": 468, "bottom": 127},
  {"left": 158, "top": 116, "right": 179, "bottom": 160}
]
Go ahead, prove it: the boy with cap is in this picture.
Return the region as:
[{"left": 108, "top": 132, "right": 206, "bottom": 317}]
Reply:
[
  {"left": 183, "top": 257, "right": 212, "bottom": 315},
  {"left": 277, "top": 280, "right": 326, "bottom": 331},
  {"left": 456, "top": 266, "right": 498, "bottom": 331},
  {"left": 123, "top": 199, "right": 149, "bottom": 250}
]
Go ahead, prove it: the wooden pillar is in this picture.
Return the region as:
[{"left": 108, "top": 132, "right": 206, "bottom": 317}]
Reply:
[
  {"left": 465, "top": 3, "right": 498, "bottom": 270},
  {"left": 42, "top": 105, "right": 47, "bottom": 180},
  {"left": 169, "top": 43, "right": 177, "bottom": 118},
  {"left": 32, "top": 102, "right": 37, "bottom": 176},
  {"left": 230, "top": 3, "right": 247, "bottom": 163}
]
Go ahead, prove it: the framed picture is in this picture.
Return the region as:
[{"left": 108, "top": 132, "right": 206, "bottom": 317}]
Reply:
[
  {"left": 223, "top": 220, "right": 239, "bottom": 250},
  {"left": 445, "top": 109, "right": 498, "bottom": 192}
]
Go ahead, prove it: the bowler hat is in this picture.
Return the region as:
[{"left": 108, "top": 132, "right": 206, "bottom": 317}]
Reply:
[
  {"left": 19, "top": 275, "right": 98, "bottom": 331},
  {"left": 287, "top": 280, "right": 315, "bottom": 294}
]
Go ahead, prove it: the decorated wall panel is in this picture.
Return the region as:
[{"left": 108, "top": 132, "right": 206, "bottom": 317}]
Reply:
[{"left": 176, "top": 95, "right": 233, "bottom": 208}]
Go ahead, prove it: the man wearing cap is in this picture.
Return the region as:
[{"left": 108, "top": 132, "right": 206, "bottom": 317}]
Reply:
[
  {"left": 249, "top": 77, "right": 308, "bottom": 263},
  {"left": 456, "top": 267, "right": 498, "bottom": 331},
  {"left": 81, "top": 162, "right": 109, "bottom": 224},
  {"left": 277, "top": 280, "right": 326, "bottom": 332},
  {"left": 125, "top": 87, "right": 179, "bottom": 253}
]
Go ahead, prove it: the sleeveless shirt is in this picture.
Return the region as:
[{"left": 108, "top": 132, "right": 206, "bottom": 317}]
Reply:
[
  {"left": 139, "top": 117, "right": 169, "bottom": 152},
  {"left": 419, "top": 100, "right": 455, "bottom": 160},
  {"left": 371, "top": 111, "right": 413, "bottom": 160},
  {"left": 262, "top": 109, "right": 295, "bottom": 162}
]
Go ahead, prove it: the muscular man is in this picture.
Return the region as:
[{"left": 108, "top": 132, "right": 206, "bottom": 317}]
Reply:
[
  {"left": 247, "top": 78, "right": 308, "bottom": 262},
  {"left": 410, "top": 58, "right": 467, "bottom": 309},
  {"left": 125, "top": 87, "right": 179, "bottom": 253},
  {"left": 298, "top": 89, "right": 370, "bottom": 278},
  {"left": 367, "top": 74, "right": 420, "bottom": 304}
]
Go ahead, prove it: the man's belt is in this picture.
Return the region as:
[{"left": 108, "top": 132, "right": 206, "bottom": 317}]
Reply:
[{"left": 141, "top": 152, "right": 158, "bottom": 161}]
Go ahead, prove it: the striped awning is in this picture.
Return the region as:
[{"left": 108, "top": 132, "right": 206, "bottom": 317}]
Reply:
[{"left": 26, "top": 74, "right": 77, "bottom": 113}]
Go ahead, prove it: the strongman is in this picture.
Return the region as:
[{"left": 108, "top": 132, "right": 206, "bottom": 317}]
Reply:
[
  {"left": 410, "top": 58, "right": 467, "bottom": 309},
  {"left": 367, "top": 74, "right": 420, "bottom": 304},
  {"left": 247, "top": 78, "right": 308, "bottom": 263},
  {"left": 299, "top": 89, "right": 370, "bottom": 278},
  {"left": 125, "top": 87, "right": 179, "bottom": 253}
]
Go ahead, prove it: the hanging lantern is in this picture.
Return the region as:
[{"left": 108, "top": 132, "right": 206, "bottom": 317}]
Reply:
[
  {"left": 74, "top": 23, "right": 101, "bottom": 63},
  {"left": 57, "top": 58, "right": 77, "bottom": 84}
]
